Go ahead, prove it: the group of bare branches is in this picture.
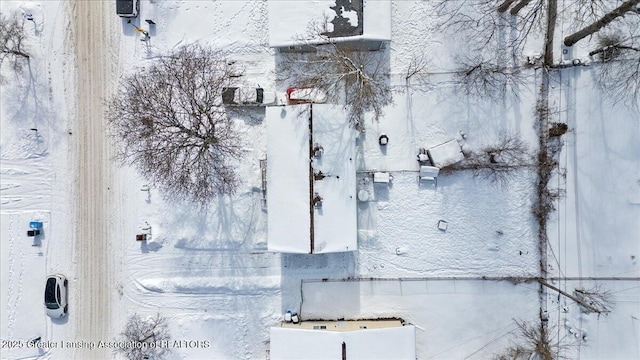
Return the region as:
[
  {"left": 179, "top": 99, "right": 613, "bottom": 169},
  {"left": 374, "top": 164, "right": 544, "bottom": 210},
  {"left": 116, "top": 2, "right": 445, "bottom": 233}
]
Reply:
[
  {"left": 434, "top": 0, "right": 640, "bottom": 107},
  {"left": 494, "top": 319, "right": 571, "bottom": 360},
  {"left": 591, "top": 26, "right": 640, "bottom": 107},
  {"left": 574, "top": 284, "right": 615, "bottom": 315},
  {"left": 115, "top": 313, "right": 170, "bottom": 360},
  {"left": 441, "top": 133, "right": 532, "bottom": 187},
  {"left": 0, "top": 12, "right": 30, "bottom": 80},
  {"left": 433, "top": 0, "right": 547, "bottom": 100},
  {"left": 454, "top": 55, "right": 527, "bottom": 101},
  {"left": 277, "top": 20, "right": 391, "bottom": 130},
  {"left": 106, "top": 44, "right": 244, "bottom": 205},
  {"left": 494, "top": 282, "right": 614, "bottom": 359}
]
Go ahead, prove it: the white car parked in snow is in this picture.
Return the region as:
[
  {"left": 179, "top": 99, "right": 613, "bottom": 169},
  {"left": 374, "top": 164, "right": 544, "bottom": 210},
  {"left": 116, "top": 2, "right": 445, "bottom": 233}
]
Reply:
[
  {"left": 286, "top": 87, "right": 328, "bottom": 104},
  {"left": 222, "top": 87, "right": 277, "bottom": 106},
  {"left": 44, "top": 274, "right": 68, "bottom": 318}
]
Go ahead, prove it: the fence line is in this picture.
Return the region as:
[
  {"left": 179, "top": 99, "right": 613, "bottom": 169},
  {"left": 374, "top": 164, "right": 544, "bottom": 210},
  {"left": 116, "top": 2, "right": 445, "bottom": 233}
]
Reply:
[{"left": 302, "top": 276, "right": 640, "bottom": 284}]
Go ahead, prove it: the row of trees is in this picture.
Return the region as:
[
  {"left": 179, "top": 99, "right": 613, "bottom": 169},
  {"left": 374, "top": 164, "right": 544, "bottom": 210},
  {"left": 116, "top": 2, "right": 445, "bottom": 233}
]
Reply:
[
  {"left": 432, "top": 2, "right": 629, "bottom": 359},
  {"left": 436, "top": 0, "right": 640, "bottom": 106},
  {"left": 4, "top": 2, "right": 637, "bottom": 203},
  {"left": 5, "top": 2, "right": 636, "bottom": 204},
  {"left": 2, "top": 10, "right": 391, "bottom": 203}
]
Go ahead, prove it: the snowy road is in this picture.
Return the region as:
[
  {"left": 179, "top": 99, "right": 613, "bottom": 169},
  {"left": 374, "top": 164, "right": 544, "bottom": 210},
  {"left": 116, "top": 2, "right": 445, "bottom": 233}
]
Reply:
[{"left": 70, "top": 0, "right": 118, "bottom": 358}]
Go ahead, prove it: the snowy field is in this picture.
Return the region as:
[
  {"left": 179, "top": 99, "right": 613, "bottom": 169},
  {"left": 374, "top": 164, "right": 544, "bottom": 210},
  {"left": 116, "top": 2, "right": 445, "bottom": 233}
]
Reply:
[{"left": 1, "top": 0, "right": 639, "bottom": 359}]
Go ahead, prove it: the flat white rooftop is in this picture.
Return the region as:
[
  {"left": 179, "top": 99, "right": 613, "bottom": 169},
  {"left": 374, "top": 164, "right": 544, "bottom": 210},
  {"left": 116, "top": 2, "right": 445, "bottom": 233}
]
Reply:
[
  {"left": 268, "top": 0, "right": 391, "bottom": 48},
  {"left": 266, "top": 105, "right": 311, "bottom": 253},
  {"left": 266, "top": 104, "right": 357, "bottom": 254},
  {"left": 269, "top": 325, "right": 416, "bottom": 360}
]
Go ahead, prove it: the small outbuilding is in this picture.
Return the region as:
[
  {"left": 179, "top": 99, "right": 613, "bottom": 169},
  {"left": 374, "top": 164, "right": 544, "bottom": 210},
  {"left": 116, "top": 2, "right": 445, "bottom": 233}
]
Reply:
[{"left": 426, "top": 139, "right": 465, "bottom": 168}]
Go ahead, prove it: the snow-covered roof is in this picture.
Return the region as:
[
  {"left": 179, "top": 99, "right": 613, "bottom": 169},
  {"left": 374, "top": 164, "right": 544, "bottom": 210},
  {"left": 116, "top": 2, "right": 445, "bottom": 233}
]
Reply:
[
  {"left": 266, "top": 104, "right": 357, "bottom": 254},
  {"left": 266, "top": 105, "right": 312, "bottom": 253},
  {"left": 269, "top": 325, "right": 416, "bottom": 360},
  {"left": 427, "top": 139, "right": 465, "bottom": 168},
  {"left": 268, "top": 0, "right": 391, "bottom": 48}
]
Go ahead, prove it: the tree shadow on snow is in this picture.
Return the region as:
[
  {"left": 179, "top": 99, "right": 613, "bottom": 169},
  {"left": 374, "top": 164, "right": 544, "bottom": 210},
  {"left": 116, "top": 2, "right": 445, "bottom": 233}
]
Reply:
[
  {"left": 3, "top": 61, "right": 55, "bottom": 128},
  {"left": 166, "top": 191, "right": 263, "bottom": 252},
  {"left": 226, "top": 106, "right": 267, "bottom": 126}
]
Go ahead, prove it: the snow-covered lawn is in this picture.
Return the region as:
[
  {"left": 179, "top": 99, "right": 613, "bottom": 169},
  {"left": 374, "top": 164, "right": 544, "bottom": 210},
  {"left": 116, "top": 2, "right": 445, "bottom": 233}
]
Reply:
[
  {"left": 0, "top": 213, "right": 51, "bottom": 359},
  {"left": 301, "top": 278, "right": 541, "bottom": 359},
  {"left": 551, "top": 68, "right": 639, "bottom": 279},
  {"left": 357, "top": 170, "right": 538, "bottom": 278},
  {"left": 545, "top": 67, "right": 640, "bottom": 359},
  {"left": 1, "top": 0, "right": 638, "bottom": 359}
]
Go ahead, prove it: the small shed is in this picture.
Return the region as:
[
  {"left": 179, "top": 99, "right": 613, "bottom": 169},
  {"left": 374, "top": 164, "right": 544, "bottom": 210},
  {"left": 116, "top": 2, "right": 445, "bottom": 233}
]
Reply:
[
  {"left": 268, "top": 0, "right": 391, "bottom": 52},
  {"left": 427, "top": 139, "right": 465, "bottom": 168}
]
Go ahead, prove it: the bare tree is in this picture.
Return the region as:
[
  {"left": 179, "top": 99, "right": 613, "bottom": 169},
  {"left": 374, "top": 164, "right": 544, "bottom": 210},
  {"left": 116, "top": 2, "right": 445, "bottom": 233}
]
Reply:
[
  {"left": 434, "top": 0, "right": 547, "bottom": 56},
  {"left": 563, "top": 0, "right": 640, "bottom": 46},
  {"left": 574, "top": 284, "right": 615, "bottom": 315},
  {"left": 115, "top": 313, "right": 170, "bottom": 360},
  {"left": 454, "top": 55, "right": 527, "bottom": 101},
  {"left": 0, "top": 12, "right": 30, "bottom": 76},
  {"left": 442, "top": 133, "right": 532, "bottom": 187},
  {"left": 595, "top": 55, "right": 640, "bottom": 109},
  {"left": 589, "top": 33, "right": 640, "bottom": 61},
  {"left": 494, "top": 319, "right": 573, "bottom": 360},
  {"left": 538, "top": 280, "right": 614, "bottom": 315},
  {"left": 433, "top": 0, "right": 550, "bottom": 102},
  {"left": 405, "top": 53, "right": 429, "bottom": 84},
  {"left": 590, "top": 25, "right": 640, "bottom": 108},
  {"left": 569, "top": 0, "right": 614, "bottom": 28},
  {"left": 277, "top": 21, "right": 391, "bottom": 130},
  {"left": 107, "top": 44, "right": 244, "bottom": 205}
]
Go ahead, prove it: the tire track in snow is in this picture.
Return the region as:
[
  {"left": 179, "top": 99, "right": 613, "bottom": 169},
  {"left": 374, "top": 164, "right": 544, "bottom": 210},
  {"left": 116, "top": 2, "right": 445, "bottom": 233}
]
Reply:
[
  {"left": 124, "top": 251, "right": 281, "bottom": 314},
  {"left": 0, "top": 159, "right": 53, "bottom": 210},
  {"left": 5, "top": 214, "right": 17, "bottom": 341},
  {"left": 126, "top": 276, "right": 280, "bottom": 314},
  {"left": 70, "top": 1, "right": 116, "bottom": 358}
]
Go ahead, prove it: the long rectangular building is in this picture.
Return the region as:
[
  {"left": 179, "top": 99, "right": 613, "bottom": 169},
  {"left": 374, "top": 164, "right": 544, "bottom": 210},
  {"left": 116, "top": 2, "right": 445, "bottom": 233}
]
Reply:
[{"left": 266, "top": 104, "right": 357, "bottom": 253}]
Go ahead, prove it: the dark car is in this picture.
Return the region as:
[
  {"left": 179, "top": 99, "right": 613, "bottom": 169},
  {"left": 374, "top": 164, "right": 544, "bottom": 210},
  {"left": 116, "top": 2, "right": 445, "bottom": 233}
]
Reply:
[
  {"left": 44, "top": 274, "right": 68, "bottom": 318},
  {"left": 116, "top": 0, "right": 139, "bottom": 18}
]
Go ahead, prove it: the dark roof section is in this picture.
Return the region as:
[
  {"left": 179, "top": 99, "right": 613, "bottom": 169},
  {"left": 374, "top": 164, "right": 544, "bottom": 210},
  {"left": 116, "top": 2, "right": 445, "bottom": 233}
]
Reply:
[
  {"left": 324, "top": 0, "right": 363, "bottom": 38},
  {"left": 116, "top": 0, "right": 134, "bottom": 15},
  {"left": 222, "top": 87, "right": 238, "bottom": 104},
  {"left": 44, "top": 277, "right": 58, "bottom": 307}
]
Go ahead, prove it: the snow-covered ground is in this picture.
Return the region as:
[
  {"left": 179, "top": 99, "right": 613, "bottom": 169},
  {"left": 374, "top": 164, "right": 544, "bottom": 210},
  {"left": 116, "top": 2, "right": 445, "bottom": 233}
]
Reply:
[
  {"left": 301, "top": 278, "right": 541, "bottom": 359},
  {"left": 1, "top": 1, "right": 638, "bottom": 359},
  {"left": 545, "top": 66, "right": 640, "bottom": 359}
]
